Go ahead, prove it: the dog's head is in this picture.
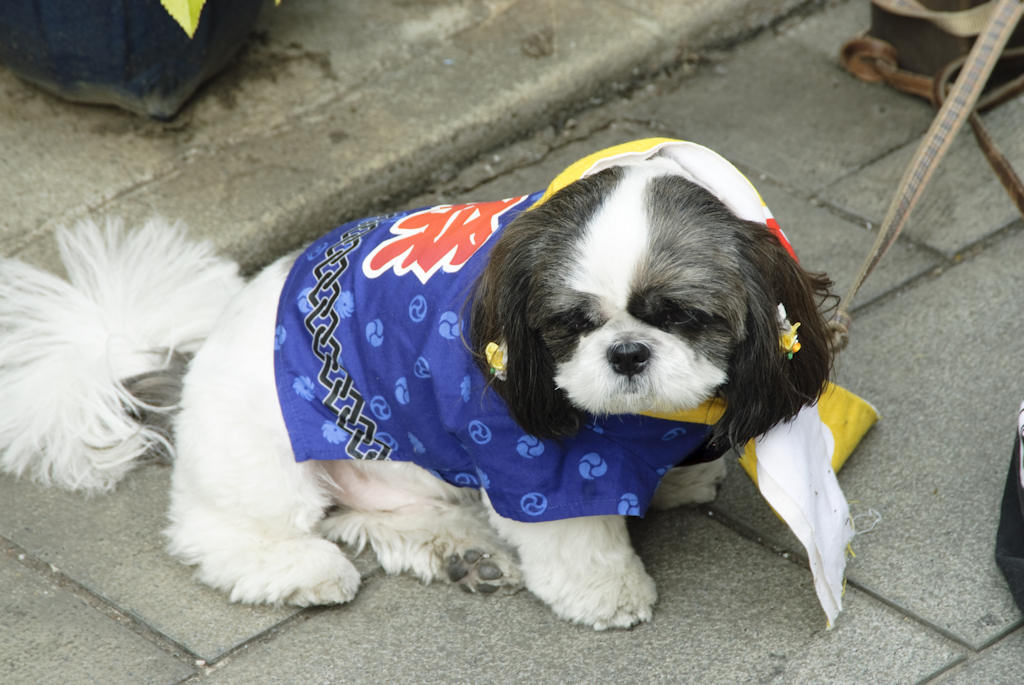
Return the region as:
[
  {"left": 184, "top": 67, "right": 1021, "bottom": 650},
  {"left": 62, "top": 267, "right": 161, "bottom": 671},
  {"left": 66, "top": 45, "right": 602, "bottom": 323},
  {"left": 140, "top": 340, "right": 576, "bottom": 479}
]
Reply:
[{"left": 470, "top": 160, "right": 833, "bottom": 448}]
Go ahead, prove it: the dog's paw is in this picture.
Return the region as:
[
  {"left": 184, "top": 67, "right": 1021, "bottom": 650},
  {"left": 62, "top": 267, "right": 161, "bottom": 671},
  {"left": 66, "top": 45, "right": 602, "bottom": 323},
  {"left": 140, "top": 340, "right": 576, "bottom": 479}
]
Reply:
[
  {"left": 446, "top": 548, "right": 522, "bottom": 594},
  {"left": 221, "top": 537, "right": 361, "bottom": 608},
  {"left": 589, "top": 559, "right": 657, "bottom": 631},
  {"left": 649, "top": 457, "right": 728, "bottom": 510},
  {"left": 532, "top": 555, "right": 657, "bottom": 630},
  {"left": 281, "top": 561, "right": 361, "bottom": 607}
]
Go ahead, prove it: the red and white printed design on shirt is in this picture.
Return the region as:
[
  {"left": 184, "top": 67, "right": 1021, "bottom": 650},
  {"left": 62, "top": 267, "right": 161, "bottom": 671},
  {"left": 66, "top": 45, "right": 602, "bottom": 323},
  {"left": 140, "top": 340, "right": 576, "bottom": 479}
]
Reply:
[{"left": 362, "top": 195, "right": 532, "bottom": 283}]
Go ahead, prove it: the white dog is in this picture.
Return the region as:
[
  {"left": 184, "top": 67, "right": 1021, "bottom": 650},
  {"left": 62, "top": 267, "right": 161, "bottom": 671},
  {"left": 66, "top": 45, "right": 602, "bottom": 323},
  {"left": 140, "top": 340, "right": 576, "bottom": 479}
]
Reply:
[{"left": 0, "top": 140, "right": 834, "bottom": 629}]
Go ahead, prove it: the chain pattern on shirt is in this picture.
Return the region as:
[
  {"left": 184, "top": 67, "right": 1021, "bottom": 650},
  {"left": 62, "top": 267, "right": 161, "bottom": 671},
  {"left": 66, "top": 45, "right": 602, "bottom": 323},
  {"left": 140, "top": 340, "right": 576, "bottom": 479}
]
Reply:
[{"left": 303, "top": 218, "right": 393, "bottom": 460}]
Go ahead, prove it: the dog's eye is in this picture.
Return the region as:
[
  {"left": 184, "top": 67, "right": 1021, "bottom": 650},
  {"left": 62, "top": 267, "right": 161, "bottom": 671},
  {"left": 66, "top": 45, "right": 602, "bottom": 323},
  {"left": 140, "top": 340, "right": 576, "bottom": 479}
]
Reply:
[
  {"left": 664, "top": 306, "right": 713, "bottom": 330},
  {"left": 548, "top": 306, "right": 599, "bottom": 336},
  {"left": 629, "top": 294, "right": 712, "bottom": 332}
]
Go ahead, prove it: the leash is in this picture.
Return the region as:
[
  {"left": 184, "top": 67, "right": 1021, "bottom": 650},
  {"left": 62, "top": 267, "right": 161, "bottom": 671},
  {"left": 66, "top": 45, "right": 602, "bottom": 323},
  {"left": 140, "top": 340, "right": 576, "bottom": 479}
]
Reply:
[
  {"left": 830, "top": 0, "right": 1024, "bottom": 350},
  {"left": 935, "top": 47, "right": 1024, "bottom": 218}
]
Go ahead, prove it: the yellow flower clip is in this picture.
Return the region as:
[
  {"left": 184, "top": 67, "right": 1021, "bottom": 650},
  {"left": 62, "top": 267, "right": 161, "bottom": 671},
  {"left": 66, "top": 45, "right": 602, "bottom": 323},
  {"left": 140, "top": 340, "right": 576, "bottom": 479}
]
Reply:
[
  {"left": 485, "top": 341, "right": 508, "bottom": 380},
  {"left": 778, "top": 304, "right": 802, "bottom": 359},
  {"left": 781, "top": 321, "right": 802, "bottom": 359}
]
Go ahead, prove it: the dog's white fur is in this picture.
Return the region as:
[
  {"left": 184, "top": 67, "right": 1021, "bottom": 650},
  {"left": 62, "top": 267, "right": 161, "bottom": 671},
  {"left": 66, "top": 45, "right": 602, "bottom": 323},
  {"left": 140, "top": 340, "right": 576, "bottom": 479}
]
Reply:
[
  {"left": 0, "top": 219, "right": 242, "bottom": 490},
  {"left": 0, "top": 175, "right": 736, "bottom": 629}
]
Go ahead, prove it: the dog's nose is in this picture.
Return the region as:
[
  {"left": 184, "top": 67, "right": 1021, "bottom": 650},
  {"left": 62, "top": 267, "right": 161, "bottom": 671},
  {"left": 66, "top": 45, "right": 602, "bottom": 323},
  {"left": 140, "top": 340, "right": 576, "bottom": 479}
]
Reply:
[{"left": 607, "top": 341, "right": 651, "bottom": 377}]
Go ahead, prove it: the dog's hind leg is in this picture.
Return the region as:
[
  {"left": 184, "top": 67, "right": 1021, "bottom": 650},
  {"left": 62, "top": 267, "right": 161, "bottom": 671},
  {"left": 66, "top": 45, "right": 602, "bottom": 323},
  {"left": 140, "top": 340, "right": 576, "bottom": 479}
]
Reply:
[
  {"left": 166, "top": 400, "right": 362, "bottom": 607},
  {"left": 317, "top": 460, "right": 522, "bottom": 594},
  {"left": 166, "top": 498, "right": 361, "bottom": 606},
  {"left": 165, "top": 258, "right": 360, "bottom": 607}
]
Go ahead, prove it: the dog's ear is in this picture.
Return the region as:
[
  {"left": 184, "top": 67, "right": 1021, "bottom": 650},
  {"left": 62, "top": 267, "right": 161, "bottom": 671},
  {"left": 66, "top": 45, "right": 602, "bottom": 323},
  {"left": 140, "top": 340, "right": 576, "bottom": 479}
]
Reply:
[
  {"left": 470, "top": 218, "right": 583, "bottom": 439},
  {"left": 715, "top": 224, "right": 834, "bottom": 447}
]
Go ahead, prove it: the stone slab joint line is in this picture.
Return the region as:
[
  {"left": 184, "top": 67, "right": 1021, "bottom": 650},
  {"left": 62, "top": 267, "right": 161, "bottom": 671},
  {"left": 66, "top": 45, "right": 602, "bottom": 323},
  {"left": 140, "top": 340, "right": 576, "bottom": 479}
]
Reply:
[
  {"left": 0, "top": 535, "right": 202, "bottom": 671},
  {"left": 703, "top": 505, "right": 973, "bottom": 655}
]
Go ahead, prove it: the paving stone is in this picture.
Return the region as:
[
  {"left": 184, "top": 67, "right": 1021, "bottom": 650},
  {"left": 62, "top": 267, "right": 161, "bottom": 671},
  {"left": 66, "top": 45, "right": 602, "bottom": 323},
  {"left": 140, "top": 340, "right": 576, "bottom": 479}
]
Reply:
[
  {"left": 0, "top": 551, "right": 193, "bottom": 684},
  {"left": 780, "top": 0, "right": 869, "bottom": 59},
  {"left": 644, "top": 13, "right": 934, "bottom": 196},
  {"left": 826, "top": 96, "right": 1024, "bottom": 257},
  {"left": 753, "top": 177, "right": 939, "bottom": 307},
  {"left": 0, "top": 70, "right": 177, "bottom": 259},
  {"left": 934, "top": 626, "right": 1024, "bottom": 684},
  {"left": 0, "top": 467, "right": 300, "bottom": 661},
  {"left": 409, "top": 118, "right": 660, "bottom": 205},
  {"left": 201, "top": 511, "right": 959, "bottom": 684},
  {"left": 716, "top": 228, "right": 1024, "bottom": 648},
  {"left": 616, "top": 0, "right": 804, "bottom": 35},
  {"left": 184, "top": 0, "right": 520, "bottom": 149}
]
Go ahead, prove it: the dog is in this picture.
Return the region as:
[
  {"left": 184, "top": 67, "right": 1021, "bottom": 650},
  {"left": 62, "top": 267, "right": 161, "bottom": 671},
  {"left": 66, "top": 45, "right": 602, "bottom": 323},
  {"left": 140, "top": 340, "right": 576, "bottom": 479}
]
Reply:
[{"left": 0, "top": 139, "right": 834, "bottom": 629}]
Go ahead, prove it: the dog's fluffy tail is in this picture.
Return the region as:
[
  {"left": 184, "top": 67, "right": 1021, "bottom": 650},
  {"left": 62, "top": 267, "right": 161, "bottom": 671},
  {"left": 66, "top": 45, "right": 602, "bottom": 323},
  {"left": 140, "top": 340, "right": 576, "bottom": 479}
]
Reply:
[{"left": 0, "top": 218, "right": 244, "bottom": 491}]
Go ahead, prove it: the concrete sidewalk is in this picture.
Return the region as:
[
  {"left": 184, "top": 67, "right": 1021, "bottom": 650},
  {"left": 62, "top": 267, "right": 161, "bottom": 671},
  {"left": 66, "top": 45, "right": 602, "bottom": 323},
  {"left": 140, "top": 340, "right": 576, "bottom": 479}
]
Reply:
[{"left": 2, "top": 0, "right": 1023, "bottom": 682}]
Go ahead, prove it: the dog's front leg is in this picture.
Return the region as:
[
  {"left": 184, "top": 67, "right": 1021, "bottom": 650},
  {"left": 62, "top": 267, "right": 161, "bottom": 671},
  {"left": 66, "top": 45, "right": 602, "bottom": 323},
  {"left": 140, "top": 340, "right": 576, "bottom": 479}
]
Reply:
[{"left": 483, "top": 496, "right": 656, "bottom": 630}]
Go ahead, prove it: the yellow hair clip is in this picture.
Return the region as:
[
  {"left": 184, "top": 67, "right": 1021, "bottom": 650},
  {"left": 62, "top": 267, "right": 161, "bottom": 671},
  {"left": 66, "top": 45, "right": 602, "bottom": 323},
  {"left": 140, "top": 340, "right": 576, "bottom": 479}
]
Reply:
[
  {"left": 778, "top": 304, "right": 802, "bottom": 359},
  {"left": 485, "top": 341, "right": 508, "bottom": 380}
]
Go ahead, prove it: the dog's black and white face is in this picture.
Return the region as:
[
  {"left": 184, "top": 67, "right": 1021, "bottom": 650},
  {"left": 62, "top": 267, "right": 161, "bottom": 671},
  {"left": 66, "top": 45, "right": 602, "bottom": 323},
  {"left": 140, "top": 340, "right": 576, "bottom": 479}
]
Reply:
[{"left": 472, "top": 161, "right": 833, "bottom": 447}]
